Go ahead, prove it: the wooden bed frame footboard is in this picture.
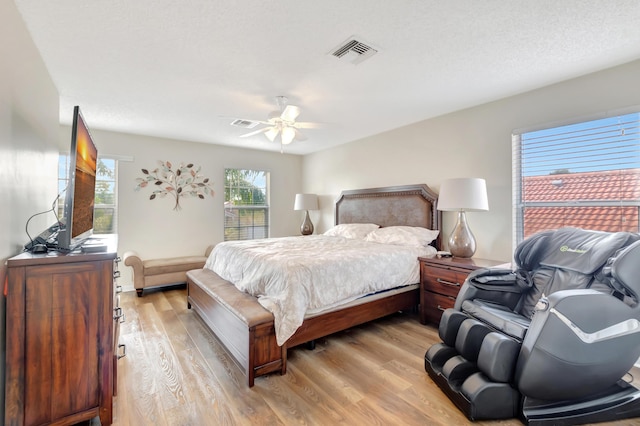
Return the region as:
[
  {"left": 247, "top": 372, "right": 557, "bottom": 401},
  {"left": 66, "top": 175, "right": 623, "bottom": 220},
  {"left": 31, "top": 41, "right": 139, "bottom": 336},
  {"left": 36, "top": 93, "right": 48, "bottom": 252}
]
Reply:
[
  {"left": 187, "top": 268, "right": 419, "bottom": 387},
  {"left": 187, "top": 184, "right": 439, "bottom": 387},
  {"left": 187, "top": 269, "right": 285, "bottom": 387}
]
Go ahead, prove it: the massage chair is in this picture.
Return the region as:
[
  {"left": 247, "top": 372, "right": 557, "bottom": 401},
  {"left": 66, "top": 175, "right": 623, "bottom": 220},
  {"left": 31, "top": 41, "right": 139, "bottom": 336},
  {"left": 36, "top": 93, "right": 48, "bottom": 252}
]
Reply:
[{"left": 424, "top": 227, "right": 640, "bottom": 425}]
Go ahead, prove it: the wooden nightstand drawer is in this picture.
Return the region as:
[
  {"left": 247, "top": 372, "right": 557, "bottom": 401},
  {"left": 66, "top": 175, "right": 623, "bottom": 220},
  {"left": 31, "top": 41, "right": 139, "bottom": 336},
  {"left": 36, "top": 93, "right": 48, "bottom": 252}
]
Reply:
[
  {"left": 422, "top": 265, "right": 466, "bottom": 298},
  {"left": 421, "top": 291, "right": 456, "bottom": 324},
  {"left": 418, "top": 256, "right": 505, "bottom": 326}
]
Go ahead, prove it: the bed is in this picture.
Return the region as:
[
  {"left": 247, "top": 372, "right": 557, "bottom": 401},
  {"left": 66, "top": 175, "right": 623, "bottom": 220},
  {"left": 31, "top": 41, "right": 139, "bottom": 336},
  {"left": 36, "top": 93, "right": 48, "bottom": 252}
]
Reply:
[{"left": 186, "top": 183, "right": 441, "bottom": 386}]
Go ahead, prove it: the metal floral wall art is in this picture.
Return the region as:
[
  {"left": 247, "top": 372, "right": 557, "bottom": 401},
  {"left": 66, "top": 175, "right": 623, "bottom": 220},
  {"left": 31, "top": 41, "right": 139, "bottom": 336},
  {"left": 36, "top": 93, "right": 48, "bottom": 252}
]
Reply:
[{"left": 135, "top": 160, "right": 215, "bottom": 211}]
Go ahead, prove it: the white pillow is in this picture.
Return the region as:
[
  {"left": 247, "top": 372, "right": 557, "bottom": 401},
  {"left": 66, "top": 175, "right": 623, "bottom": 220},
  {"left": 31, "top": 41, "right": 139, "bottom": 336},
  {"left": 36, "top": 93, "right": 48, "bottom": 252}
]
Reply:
[
  {"left": 323, "top": 223, "right": 380, "bottom": 239},
  {"left": 365, "top": 226, "right": 439, "bottom": 248}
]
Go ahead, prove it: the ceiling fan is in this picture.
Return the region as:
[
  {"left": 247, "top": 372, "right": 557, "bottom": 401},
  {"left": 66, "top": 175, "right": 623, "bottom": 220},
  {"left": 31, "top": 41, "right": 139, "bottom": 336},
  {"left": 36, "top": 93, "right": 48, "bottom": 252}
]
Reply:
[{"left": 236, "top": 96, "right": 319, "bottom": 147}]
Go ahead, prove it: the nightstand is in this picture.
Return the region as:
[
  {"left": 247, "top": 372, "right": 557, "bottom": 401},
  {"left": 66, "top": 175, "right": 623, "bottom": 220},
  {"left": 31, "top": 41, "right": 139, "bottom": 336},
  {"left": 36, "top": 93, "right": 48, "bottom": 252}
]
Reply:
[{"left": 419, "top": 256, "right": 505, "bottom": 325}]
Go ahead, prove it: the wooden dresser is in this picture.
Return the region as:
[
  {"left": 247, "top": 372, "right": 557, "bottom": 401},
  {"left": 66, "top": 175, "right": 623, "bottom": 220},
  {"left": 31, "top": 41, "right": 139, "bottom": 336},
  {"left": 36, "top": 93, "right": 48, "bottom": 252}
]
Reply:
[
  {"left": 5, "top": 244, "right": 121, "bottom": 426},
  {"left": 419, "top": 256, "right": 505, "bottom": 325}
]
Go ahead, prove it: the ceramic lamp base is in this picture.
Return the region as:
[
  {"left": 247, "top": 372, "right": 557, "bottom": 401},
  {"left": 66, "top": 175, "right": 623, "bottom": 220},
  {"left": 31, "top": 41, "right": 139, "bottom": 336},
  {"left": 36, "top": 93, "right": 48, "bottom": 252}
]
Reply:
[
  {"left": 300, "top": 210, "right": 314, "bottom": 235},
  {"left": 448, "top": 211, "right": 476, "bottom": 258}
]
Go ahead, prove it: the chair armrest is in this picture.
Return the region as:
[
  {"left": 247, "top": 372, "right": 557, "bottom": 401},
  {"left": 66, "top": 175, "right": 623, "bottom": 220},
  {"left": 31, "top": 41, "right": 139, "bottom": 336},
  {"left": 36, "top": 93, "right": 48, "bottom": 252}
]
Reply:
[
  {"left": 540, "top": 289, "right": 639, "bottom": 343},
  {"left": 466, "top": 268, "right": 524, "bottom": 291},
  {"left": 123, "top": 250, "right": 141, "bottom": 267},
  {"left": 454, "top": 268, "right": 525, "bottom": 312},
  {"left": 123, "top": 251, "right": 144, "bottom": 289},
  {"left": 205, "top": 244, "right": 215, "bottom": 257},
  {"left": 518, "top": 289, "right": 640, "bottom": 400}
]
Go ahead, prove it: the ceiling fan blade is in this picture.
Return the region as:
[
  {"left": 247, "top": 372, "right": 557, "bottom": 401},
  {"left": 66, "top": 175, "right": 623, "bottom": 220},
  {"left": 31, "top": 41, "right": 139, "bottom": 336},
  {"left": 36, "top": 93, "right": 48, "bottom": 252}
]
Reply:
[
  {"left": 293, "top": 128, "right": 308, "bottom": 141},
  {"left": 294, "top": 121, "right": 322, "bottom": 129},
  {"left": 281, "top": 105, "right": 301, "bottom": 122},
  {"left": 240, "top": 127, "right": 271, "bottom": 138}
]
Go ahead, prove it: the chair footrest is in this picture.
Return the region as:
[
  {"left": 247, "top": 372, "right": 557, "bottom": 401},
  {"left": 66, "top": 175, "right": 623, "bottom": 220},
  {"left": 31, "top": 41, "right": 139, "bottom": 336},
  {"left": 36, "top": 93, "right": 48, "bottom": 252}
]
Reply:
[
  {"left": 442, "top": 355, "right": 478, "bottom": 391},
  {"left": 425, "top": 351, "right": 520, "bottom": 421},
  {"left": 424, "top": 343, "right": 457, "bottom": 375},
  {"left": 461, "top": 372, "right": 520, "bottom": 420}
]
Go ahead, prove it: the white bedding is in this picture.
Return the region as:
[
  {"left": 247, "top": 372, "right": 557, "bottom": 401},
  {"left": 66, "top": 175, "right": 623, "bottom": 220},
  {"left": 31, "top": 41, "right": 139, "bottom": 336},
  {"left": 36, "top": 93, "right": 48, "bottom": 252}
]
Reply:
[{"left": 204, "top": 235, "right": 436, "bottom": 345}]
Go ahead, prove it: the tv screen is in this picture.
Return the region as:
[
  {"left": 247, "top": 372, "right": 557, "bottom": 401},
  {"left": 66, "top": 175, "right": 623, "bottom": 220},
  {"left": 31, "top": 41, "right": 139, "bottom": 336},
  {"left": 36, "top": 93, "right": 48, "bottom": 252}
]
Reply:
[{"left": 58, "top": 106, "right": 98, "bottom": 251}]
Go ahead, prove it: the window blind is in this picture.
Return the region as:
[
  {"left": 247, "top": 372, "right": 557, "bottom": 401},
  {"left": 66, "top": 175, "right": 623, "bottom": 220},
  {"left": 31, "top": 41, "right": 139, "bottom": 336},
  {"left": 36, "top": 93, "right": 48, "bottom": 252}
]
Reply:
[{"left": 513, "top": 112, "right": 640, "bottom": 245}]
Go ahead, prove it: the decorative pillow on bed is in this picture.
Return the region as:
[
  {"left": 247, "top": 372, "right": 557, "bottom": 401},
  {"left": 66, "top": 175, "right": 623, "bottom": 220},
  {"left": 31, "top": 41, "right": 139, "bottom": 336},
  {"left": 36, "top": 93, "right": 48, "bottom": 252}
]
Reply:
[
  {"left": 364, "top": 226, "right": 439, "bottom": 248},
  {"left": 323, "top": 223, "right": 380, "bottom": 239}
]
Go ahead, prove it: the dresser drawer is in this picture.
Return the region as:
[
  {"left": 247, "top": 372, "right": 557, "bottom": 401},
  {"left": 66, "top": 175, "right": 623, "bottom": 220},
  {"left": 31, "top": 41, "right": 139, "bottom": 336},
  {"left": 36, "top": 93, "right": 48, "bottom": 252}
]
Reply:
[
  {"left": 422, "top": 265, "right": 466, "bottom": 297},
  {"left": 421, "top": 291, "right": 456, "bottom": 324}
]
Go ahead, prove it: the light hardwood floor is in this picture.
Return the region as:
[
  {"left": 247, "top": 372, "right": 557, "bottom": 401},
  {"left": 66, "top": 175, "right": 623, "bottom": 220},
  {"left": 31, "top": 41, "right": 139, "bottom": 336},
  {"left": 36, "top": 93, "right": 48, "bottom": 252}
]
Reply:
[{"left": 109, "top": 287, "right": 640, "bottom": 426}]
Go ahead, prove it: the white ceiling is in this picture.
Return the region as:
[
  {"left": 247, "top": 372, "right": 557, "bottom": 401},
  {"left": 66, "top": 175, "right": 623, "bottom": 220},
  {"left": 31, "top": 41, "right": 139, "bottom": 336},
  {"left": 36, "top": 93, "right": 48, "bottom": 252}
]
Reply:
[{"left": 14, "top": 0, "right": 640, "bottom": 155}]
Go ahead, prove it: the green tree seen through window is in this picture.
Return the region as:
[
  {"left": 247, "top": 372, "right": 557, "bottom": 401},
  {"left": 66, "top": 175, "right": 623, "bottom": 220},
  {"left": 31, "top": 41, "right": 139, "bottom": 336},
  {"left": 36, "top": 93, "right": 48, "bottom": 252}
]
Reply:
[{"left": 224, "top": 169, "right": 269, "bottom": 241}]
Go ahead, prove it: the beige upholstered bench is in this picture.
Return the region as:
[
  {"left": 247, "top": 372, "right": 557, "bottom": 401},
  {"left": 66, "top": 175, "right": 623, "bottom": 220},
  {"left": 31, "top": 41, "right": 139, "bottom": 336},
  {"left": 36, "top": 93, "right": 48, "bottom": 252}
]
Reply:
[{"left": 123, "top": 245, "right": 214, "bottom": 296}]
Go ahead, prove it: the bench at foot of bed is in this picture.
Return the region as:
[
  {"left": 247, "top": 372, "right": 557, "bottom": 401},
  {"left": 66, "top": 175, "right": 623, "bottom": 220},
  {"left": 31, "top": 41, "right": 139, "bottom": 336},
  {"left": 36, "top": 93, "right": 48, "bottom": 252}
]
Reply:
[
  {"left": 186, "top": 268, "right": 286, "bottom": 387},
  {"left": 186, "top": 267, "right": 420, "bottom": 387}
]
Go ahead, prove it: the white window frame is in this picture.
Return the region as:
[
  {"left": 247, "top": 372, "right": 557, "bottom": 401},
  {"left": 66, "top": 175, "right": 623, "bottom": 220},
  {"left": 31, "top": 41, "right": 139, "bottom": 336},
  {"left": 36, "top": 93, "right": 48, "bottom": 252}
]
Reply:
[{"left": 224, "top": 168, "right": 270, "bottom": 241}]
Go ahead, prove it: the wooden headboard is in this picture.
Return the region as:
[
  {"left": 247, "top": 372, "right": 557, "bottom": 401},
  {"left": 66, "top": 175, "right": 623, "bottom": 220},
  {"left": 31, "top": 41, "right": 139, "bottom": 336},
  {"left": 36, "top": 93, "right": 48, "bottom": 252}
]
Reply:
[{"left": 335, "top": 184, "right": 441, "bottom": 249}]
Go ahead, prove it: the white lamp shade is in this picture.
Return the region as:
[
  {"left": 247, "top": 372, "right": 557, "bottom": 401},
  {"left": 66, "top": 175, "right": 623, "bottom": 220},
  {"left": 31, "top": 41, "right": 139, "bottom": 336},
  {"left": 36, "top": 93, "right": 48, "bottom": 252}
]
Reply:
[
  {"left": 437, "top": 178, "right": 489, "bottom": 212},
  {"left": 294, "top": 193, "right": 318, "bottom": 211}
]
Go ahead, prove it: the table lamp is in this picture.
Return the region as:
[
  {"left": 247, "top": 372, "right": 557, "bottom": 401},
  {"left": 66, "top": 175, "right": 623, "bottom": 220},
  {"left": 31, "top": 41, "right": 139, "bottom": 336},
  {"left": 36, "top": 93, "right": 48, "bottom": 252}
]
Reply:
[
  {"left": 294, "top": 193, "right": 318, "bottom": 235},
  {"left": 437, "top": 178, "right": 489, "bottom": 258}
]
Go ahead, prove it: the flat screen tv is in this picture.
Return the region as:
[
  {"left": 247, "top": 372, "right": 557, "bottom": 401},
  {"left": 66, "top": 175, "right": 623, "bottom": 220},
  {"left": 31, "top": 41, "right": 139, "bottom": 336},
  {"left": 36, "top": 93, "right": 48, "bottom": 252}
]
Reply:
[{"left": 57, "top": 106, "right": 98, "bottom": 251}]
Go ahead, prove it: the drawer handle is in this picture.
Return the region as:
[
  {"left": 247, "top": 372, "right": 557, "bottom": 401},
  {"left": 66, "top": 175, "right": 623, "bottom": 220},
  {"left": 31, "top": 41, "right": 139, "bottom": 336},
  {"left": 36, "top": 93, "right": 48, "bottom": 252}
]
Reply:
[
  {"left": 114, "top": 307, "right": 125, "bottom": 323},
  {"left": 437, "top": 304, "right": 447, "bottom": 312},
  {"left": 436, "top": 278, "right": 460, "bottom": 287},
  {"left": 115, "top": 285, "right": 123, "bottom": 294},
  {"left": 117, "top": 343, "right": 127, "bottom": 359}
]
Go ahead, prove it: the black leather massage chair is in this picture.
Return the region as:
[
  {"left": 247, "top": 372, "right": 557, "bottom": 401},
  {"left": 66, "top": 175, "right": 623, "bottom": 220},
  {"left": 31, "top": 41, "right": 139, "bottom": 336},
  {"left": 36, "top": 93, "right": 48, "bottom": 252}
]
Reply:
[{"left": 424, "top": 227, "right": 640, "bottom": 425}]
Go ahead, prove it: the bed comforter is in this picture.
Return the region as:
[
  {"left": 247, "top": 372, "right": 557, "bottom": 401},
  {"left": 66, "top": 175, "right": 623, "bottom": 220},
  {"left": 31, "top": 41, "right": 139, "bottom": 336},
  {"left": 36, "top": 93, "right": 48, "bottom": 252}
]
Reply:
[{"left": 204, "top": 235, "right": 435, "bottom": 345}]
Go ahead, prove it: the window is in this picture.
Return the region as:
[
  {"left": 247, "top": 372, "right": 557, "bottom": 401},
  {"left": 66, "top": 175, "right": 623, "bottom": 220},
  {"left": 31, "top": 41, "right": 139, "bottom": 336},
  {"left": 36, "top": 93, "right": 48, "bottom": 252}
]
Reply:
[
  {"left": 224, "top": 169, "right": 269, "bottom": 241},
  {"left": 513, "top": 112, "right": 640, "bottom": 244},
  {"left": 58, "top": 154, "right": 118, "bottom": 234}
]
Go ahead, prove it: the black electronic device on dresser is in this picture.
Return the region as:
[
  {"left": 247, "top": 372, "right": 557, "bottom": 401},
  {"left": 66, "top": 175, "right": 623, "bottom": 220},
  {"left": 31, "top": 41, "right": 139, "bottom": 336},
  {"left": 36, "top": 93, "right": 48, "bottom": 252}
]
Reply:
[
  {"left": 418, "top": 256, "right": 505, "bottom": 325},
  {"left": 23, "top": 106, "right": 99, "bottom": 255}
]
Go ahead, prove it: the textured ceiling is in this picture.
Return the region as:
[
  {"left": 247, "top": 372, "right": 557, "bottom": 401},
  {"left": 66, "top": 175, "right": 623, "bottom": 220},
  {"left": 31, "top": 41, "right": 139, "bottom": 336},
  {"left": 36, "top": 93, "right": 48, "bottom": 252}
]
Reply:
[{"left": 14, "top": 0, "right": 640, "bottom": 155}]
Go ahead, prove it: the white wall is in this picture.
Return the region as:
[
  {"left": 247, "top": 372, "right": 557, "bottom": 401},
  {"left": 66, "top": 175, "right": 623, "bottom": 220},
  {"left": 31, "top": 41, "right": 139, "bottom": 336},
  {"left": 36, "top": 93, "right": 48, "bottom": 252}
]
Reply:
[
  {"left": 303, "top": 59, "right": 640, "bottom": 262},
  {"left": 0, "top": 0, "right": 60, "bottom": 418},
  {"left": 61, "top": 128, "right": 304, "bottom": 290}
]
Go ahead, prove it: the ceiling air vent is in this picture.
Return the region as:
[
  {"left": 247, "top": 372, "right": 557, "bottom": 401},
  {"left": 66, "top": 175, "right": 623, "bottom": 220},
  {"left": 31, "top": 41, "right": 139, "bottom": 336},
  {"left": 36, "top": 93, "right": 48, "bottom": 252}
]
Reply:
[
  {"left": 230, "top": 119, "right": 259, "bottom": 129},
  {"left": 330, "top": 37, "right": 378, "bottom": 65}
]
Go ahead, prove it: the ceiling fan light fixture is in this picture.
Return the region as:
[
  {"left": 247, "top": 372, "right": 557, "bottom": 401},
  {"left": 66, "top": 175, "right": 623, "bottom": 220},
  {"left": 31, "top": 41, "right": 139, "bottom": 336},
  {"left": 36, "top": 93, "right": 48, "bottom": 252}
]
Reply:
[
  {"left": 265, "top": 127, "right": 279, "bottom": 142},
  {"left": 281, "top": 126, "right": 296, "bottom": 145},
  {"left": 235, "top": 96, "right": 316, "bottom": 149}
]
